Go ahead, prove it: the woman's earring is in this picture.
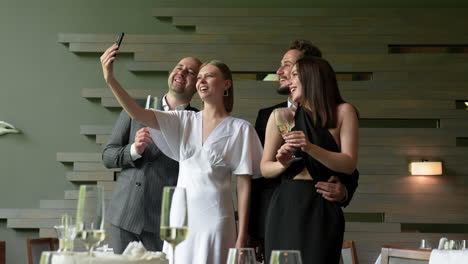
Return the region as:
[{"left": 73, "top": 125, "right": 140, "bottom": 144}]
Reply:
[{"left": 224, "top": 89, "right": 229, "bottom": 97}]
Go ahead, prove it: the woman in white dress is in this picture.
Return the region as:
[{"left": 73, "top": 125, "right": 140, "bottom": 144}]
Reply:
[{"left": 100, "top": 45, "right": 263, "bottom": 264}]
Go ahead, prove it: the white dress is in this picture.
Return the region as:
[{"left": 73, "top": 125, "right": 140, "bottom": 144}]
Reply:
[{"left": 149, "top": 110, "right": 263, "bottom": 264}]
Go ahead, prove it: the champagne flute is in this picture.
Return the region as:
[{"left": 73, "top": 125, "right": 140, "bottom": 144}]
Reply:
[
  {"left": 269, "top": 250, "right": 302, "bottom": 264},
  {"left": 54, "top": 214, "right": 76, "bottom": 252},
  {"left": 226, "top": 248, "right": 256, "bottom": 264},
  {"left": 75, "top": 185, "right": 106, "bottom": 256},
  {"left": 274, "top": 108, "right": 302, "bottom": 162},
  {"left": 160, "top": 187, "right": 188, "bottom": 264}
]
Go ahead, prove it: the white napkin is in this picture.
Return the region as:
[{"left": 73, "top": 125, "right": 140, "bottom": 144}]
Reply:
[
  {"left": 429, "top": 249, "right": 468, "bottom": 264},
  {"left": 122, "top": 241, "right": 167, "bottom": 260}
]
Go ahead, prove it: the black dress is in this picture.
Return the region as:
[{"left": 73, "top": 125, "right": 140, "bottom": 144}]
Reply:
[{"left": 265, "top": 106, "right": 349, "bottom": 264}]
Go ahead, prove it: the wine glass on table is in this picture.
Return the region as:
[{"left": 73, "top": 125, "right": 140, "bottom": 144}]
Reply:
[
  {"left": 75, "top": 185, "right": 106, "bottom": 256},
  {"left": 226, "top": 248, "right": 256, "bottom": 264},
  {"left": 274, "top": 108, "right": 302, "bottom": 162},
  {"left": 269, "top": 250, "right": 303, "bottom": 264},
  {"left": 160, "top": 187, "right": 188, "bottom": 264}
]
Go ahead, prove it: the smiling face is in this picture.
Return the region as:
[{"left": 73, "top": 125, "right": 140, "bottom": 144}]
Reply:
[
  {"left": 288, "top": 64, "right": 303, "bottom": 104},
  {"left": 276, "top": 49, "right": 302, "bottom": 95},
  {"left": 196, "top": 64, "right": 231, "bottom": 103},
  {"left": 167, "top": 57, "right": 200, "bottom": 99}
]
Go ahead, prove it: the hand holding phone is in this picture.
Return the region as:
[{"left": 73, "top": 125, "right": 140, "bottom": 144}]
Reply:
[
  {"left": 116, "top": 32, "right": 125, "bottom": 48},
  {"left": 114, "top": 32, "right": 125, "bottom": 57}
]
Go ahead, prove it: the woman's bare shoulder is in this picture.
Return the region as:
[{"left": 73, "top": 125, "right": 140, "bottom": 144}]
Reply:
[{"left": 337, "top": 102, "right": 356, "bottom": 113}]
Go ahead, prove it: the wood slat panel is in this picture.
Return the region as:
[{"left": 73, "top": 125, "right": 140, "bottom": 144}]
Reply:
[
  {"left": 195, "top": 24, "right": 468, "bottom": 36},
  {"left": 345, "top": 223, "right": 401, "bottom": 233},
  {"left": 440, "top": 119, "right": 468, "bottom": 129},
  {"left": 39, "top": 228, "right": 56, "bottom": 238},
  {"left": 97, "top": 181, "right": 116, "bottom": 191},
  {"left": 171, "top": 16, "right": 468, "bottom": 28},
  {"left": 7, "top": 218, "right": 111, "bottom": 229},
  {"left": 151, "top": 8, "right": 468, "bottom": 18},
  {"left": 359, "top": 174, "right": 468, "bottom": 185},
  {"left": 96, "top": 135, "right": 110, "bottom": 144},
  {"left": 40, "top": 199, "right": 110, "bottom": 209},
  {"left": 386, "top": 212, "right": 468, "bottom": 224},
  {"left": 66, "top": 171, "right": 114, "bottom": 182},
  {"left": 359, "top": 128, "right": 468, "bottom": 147},
  {"left": 59, "top": 32, "right": 468, "bottom": 46},
  {"left": 64, "top": 190, "right": 113, "bottom": 200},
  {"left": 0, "top": 209, "right": 75, "bottom": 219},
  {"left": 72, "top": 162, "right": 119, "bottom": 172},
  {"left": 80, "top": 125, "right": 113, "bottom": 135},
  {"left": 354, "top": 182, "right": 468, "bottom": 195},
  {"left": 133, "top": 52, "right": 468, "bottom": 72},
  {"left": 68, "top": 42, "right": 284, "bottom": 54},
  {"left": 82, "top": 82, "right": 468, "bottom": 102},
  {"left": 82, "top": 88, "right": 157, "bottom": 99},
  {"left": 68, "top": 41, "right": 389, "bottom": 55},
  {"left": 7, "top": 218, "right": 60, "bottom": 229},
  {"left": 344, "top": 232, "right": 467, "bottom": 242},
  {"left": 56, "top": 152, "right": 101, "bottom": 162}
]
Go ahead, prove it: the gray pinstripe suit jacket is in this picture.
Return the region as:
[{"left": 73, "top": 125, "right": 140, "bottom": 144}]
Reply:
[{"left": 102, "top": 97, "right": 198, "bottom": 236}]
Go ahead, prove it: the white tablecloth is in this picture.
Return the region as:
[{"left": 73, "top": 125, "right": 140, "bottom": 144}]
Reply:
[
  {"left": 375, "top": 250, "right": 468, "bottom": 264},
  {"left": 429, "top": 249, "right": 468, "bottom": 264}
]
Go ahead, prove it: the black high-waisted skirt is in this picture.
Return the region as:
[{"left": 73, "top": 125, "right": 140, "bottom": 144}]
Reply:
[{"left": 264, "top": 179, "right": 345, "bottom": 264}]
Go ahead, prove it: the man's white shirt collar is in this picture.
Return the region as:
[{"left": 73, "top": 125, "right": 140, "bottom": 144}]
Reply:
[{"left": 162, "top": 95, "right": 189, "bottom": 111}]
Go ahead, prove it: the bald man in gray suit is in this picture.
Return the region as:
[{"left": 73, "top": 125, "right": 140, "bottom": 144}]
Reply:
[{"left": 102, "top": 56, "right": 202, "bottom": 253}]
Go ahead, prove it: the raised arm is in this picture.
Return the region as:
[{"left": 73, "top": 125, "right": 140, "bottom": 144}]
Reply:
[
  {"left": 260, "top": 110, "right": 295, "bottom": 178},
  {"left": 100, "top": 44, "right": 158, "bottom": 129}
]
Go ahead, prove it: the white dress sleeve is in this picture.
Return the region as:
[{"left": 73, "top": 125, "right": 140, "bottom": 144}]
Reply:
[
  {"left": 230, "top": 122, "right": 264, "bottom": 178},
  {"left": 148, "top": 110, "right": 191, "bottom": 161}
]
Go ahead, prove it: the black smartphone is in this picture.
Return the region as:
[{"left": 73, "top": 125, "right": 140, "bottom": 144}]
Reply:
[
  {"left": 116, "top": 32, "right": 125, "bottom": 49},
  {"left": 114, "top": 32, "right": 125, "bottom": 58}
]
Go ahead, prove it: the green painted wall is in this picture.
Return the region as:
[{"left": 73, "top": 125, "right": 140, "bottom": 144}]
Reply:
[{"left": 2, "top": 0, "right": 468, "bottom": 263}]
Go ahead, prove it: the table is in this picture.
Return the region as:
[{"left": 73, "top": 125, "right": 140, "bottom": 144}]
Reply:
[
  {"left": 40, "top": 251, "right": 168, "bottom": 264},
  {"left": 428, "top": 249, "right": 468, "bottom": 264}
]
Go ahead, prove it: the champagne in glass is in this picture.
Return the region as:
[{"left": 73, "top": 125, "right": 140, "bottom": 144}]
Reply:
[
  {"left": 160, "top": 187, "right": 188, "bottom": 264},
  {"left": 274, "top": 108, "right": 302, "bottom": 162},
  {"left": 75, "top": 185, "right": 106, "bottom": 255},
  {"left": 226, "top": 248, "right": 256, "bottom": 264},
  {"left": 269, "top": 250, "right": 302, "bottom": 264}
]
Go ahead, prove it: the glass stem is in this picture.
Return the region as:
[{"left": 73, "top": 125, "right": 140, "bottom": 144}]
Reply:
[
  {"left": 172, "top": 245, "right": 176, "bottom": 264},
  {"left": 88, "top": 246, "right": 94, "bottom": 256}
]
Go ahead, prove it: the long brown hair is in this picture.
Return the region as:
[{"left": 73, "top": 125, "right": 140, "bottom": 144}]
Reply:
[
  {"left": 200, "top": 60, "right": 234, "bottom": 113},
  {"left": 296, "top": 56, "right": 345, "bottom": 128}
]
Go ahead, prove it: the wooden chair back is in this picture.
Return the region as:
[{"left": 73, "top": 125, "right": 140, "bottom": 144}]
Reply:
[
  {"left": 381, "top": 245, "right": 431, "bottom": 264},
  {"left": 341, "top": 240, "right": 359, "bottom": 264},
  {"left": 0, "top": 241, "right": 5, "bottom": 264},
  {"left": 26, "top": 238, "right": 58, "bottom": 264}
]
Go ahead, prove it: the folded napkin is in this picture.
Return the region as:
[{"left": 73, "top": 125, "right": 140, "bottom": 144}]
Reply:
[
  {"left": 122, "top": 241, "right": 167, "bottom": 260},
  {"left": 429, "top": 249, "right": 468, "bottom": 264},
  {"left": 50, "top": 242, "right": 167, "bottom": 264}
]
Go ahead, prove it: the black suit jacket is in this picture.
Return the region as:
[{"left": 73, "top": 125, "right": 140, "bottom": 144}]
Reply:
[{"left": 249, "top": 101, "right": 359, "bottom": 240}]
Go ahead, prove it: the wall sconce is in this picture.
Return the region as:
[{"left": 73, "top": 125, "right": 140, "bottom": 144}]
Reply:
[{"left": 410, "top": 160, "right": 443, "bottom": 175}]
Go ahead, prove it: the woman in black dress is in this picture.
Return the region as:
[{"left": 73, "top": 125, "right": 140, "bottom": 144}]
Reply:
[{"left": 261, "top": 56, "right": 359, "bottom": 264}]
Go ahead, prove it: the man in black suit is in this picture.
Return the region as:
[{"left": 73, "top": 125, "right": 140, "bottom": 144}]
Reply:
[
  {"left": 249, "top": 40, "right": 359, "bottom": 261},
  {"left": 101, "top": 56, "right": 202, "bottom": 253}
]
